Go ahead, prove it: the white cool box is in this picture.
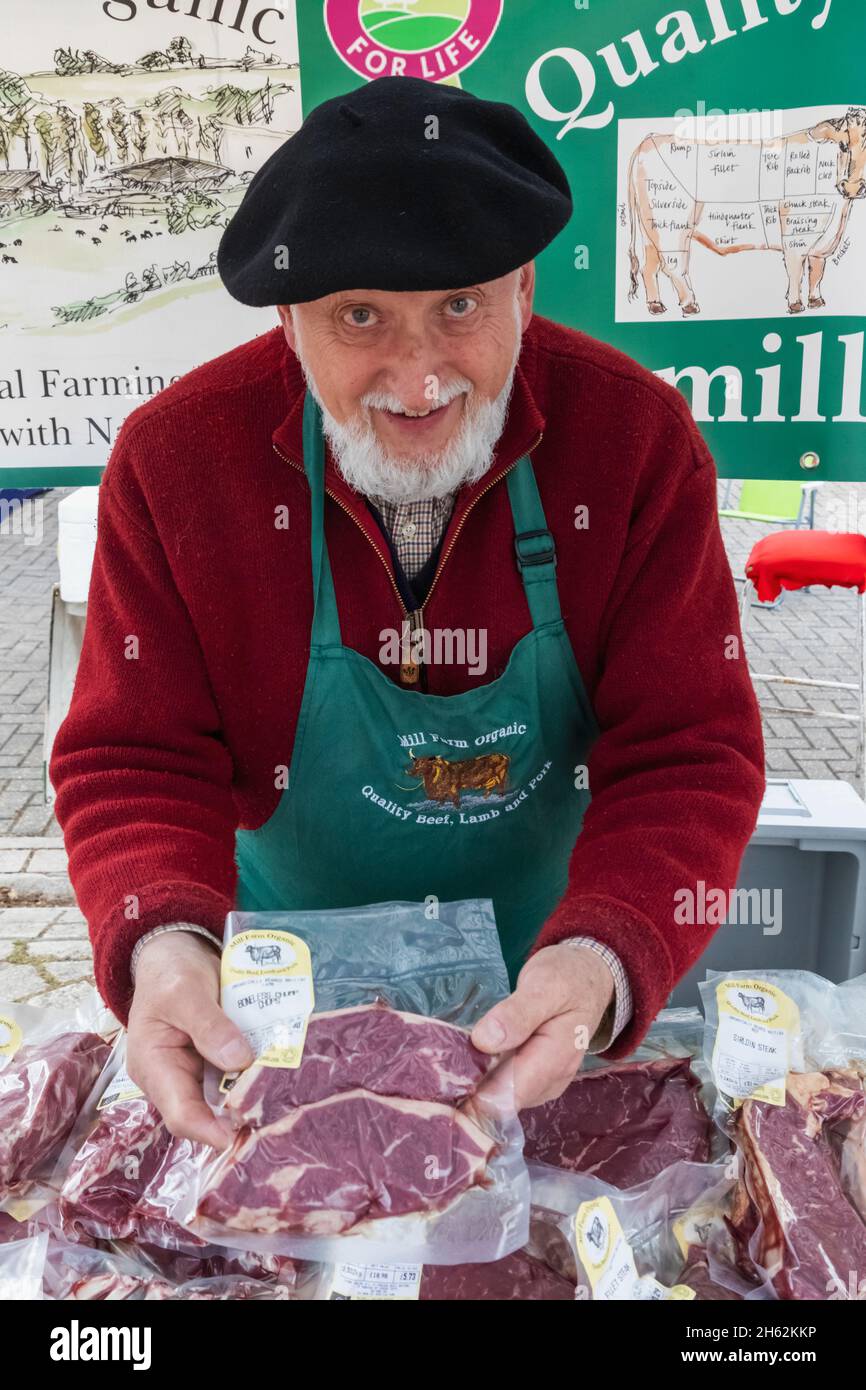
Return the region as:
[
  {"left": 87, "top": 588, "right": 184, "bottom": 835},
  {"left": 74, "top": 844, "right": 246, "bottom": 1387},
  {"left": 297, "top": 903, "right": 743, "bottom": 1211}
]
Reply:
[{"left": 44, "top": 490, "right": 866, "bottom": 1005}]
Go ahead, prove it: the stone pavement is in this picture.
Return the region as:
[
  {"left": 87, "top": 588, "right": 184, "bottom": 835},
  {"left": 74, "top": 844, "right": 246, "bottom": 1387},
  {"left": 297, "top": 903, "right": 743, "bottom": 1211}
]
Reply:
[
  {"left": 0, "top": 905, "right": 96, "bottom": 1008},
  {"left": 721, "top": 481, "right": 861, "bottom": 787},
  {"left": 0, "top": 478, "right": 863, "bottom": 1005}
]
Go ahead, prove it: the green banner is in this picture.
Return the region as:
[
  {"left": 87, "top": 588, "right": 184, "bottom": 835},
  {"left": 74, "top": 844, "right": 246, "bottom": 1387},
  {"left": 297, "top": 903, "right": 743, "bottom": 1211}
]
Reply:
[{"left": 297, "top": 0, "right": 865, "bottom": 480}]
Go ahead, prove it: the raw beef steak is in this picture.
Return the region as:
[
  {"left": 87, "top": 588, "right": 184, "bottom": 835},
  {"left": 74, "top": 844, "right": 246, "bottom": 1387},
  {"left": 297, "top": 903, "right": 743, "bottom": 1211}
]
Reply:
[
  {"left": 133, "top": 1133, "right": 216, "bottom": 1255},
  {"left": 195, "top": 1089, "right": 496, "bottom": 1237},
  {"left": 227, "top": 1004, "right": 493, "bottom": 1125},
  {"left": 521, "top": 1057, "right": 712, "bottom": 1187},
  {"left": 0, "top": 1032, "right": 110, "bottom": 1192},
  {"left": 59, "top": 1097, "right": 171, "bottom": 1240},
  {"left": 420, "top": 1249, "right": 575, "bottom": 1300},
  {"left": 736, "top": 1071, "right": 866, "bottom": 1299}
]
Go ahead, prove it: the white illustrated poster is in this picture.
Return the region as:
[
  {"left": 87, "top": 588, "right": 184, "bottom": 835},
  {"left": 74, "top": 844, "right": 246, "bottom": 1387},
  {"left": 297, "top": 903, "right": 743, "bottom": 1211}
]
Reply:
[
  {"left": 615, "top": 104, "right": 865, "bottom": 324},
  {"left": 0, "top": 0, "right": 302, "bottom": 472}
]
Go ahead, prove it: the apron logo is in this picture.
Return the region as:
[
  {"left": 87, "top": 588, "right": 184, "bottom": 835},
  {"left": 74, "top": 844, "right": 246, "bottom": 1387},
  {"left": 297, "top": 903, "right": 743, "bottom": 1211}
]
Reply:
[
  {"left": 324, "top": 1, "right": 503, "bottom": 83},
  {"left": 401, "top": 748, "right": 510, "bottom": 808}
]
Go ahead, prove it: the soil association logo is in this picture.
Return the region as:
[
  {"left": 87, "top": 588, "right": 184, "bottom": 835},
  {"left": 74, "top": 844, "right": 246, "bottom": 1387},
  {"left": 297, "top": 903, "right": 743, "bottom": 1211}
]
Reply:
[{"left": 324, "top": 0, "right": 503, "bottom": 82}]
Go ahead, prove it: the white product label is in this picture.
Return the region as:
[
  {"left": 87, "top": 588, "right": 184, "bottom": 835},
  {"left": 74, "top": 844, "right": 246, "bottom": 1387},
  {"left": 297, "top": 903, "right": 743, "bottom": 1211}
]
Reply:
[
  {"left": 329, "top": 1262, "right": 423, "bottom": 1301},
  {"left": 711, "top": 979, "right": 800, "bottom": 1106},
  {"left": 220, "top": 930, "right": 314, "bottom": 1069},
  {"left": 574, "top": 1198, "right": 640, "bottom": 1301},
  {"left": 97, "top": 1065, "right": 144, "bottom": 1110}
]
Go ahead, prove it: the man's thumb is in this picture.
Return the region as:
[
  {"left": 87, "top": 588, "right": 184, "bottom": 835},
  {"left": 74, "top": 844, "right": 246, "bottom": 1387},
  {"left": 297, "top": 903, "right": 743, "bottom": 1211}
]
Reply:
[
  {"left": 179, "top": 994, "right": 254, "bottom": 1072},
  {"left": 472, "top": 987, "right": 551, "bottom": 1054}
]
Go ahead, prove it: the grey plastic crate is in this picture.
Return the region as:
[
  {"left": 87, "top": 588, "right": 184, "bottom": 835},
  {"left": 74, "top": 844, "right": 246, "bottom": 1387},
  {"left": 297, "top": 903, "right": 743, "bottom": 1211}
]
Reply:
[{"left": 671, "top": 779, "right": 866, "bottom": 1006}]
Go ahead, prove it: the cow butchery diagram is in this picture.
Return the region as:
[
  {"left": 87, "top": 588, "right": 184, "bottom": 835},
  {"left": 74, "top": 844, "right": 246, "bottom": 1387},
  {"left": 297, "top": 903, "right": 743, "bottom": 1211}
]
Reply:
[{"left": 616, "top": 104, "right": 865, "bottom": 322}]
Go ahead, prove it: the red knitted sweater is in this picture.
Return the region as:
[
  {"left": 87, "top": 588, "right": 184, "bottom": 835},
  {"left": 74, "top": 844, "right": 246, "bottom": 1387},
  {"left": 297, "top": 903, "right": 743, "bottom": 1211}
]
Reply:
[{"left": 49, "top": 314, "right": 764, "bottom": 1055}]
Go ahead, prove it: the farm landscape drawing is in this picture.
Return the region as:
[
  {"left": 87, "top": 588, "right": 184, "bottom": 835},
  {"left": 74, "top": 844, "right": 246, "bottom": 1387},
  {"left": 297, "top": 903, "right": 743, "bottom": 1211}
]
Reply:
[{"left": 0, "top": 32, "right": 299, "bottom": 333}]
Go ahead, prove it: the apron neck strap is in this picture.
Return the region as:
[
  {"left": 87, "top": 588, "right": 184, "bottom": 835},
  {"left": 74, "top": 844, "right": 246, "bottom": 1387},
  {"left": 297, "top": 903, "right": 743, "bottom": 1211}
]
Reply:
[
  {"left": 303, "top": 391, "right": 342, "bottom": 646},
  {"left": 507, "top": 455, "right": 563, "bottom": 628}
]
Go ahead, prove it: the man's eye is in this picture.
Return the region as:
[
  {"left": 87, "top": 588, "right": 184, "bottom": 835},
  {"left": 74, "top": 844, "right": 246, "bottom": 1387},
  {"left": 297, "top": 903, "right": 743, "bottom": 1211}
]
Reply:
[
  {"left": 344, "top": 307, "right": 377, "bottom": 327},
  {"left": 447, "top": 296, "right": 477, "bottom": 318}
]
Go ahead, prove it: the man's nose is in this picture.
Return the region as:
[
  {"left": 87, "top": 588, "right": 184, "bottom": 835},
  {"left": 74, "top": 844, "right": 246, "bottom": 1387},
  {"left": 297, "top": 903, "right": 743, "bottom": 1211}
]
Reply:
[{"left": 384, "top": 358, "right": 445, "bottom": 410}]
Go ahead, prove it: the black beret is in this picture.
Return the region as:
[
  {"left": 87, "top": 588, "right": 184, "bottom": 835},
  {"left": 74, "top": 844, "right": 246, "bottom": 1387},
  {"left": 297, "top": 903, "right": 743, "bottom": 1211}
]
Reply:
[{"left": 218, "top": 75, "right": 572, "bottom": 306}]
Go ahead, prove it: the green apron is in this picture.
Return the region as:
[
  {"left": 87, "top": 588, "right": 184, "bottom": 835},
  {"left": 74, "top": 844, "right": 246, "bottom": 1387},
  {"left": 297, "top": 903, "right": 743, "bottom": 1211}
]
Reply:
[{"left": 235, "top": 393, "right": 599, "bottom": 983}]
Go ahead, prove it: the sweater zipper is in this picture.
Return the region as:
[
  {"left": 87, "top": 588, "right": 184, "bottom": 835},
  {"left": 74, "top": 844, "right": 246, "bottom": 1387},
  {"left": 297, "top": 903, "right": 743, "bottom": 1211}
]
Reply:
[
  {"left": 422, "top": 432, "right": 544, "bottom": 612},
  {"left": 272, "top": 431, "right": 544, "bottom": 685}
]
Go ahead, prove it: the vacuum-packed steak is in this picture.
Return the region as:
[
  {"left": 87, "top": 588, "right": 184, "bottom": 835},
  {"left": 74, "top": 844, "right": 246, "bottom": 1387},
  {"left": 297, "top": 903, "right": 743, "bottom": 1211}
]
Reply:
[
  {"left": 420, "top": 1249, "right": 575, "bottom": 1300},
  {"left": 195, "top": 1089, "right": 496, "bottom": 1237},
  {"left": 521, "top": 1056, "right": 712, "bottom": 1187},
  {"left": 0, "top": 1031, "right": 110, "bottom": 1192},
  {"left": 226, "top": 1004, "right": 493, "bottom": 1125},
  {"left": 736, "top": 1071, "right": 866, "bottom": 1299},
  {"left": 59, "top": 1097, "right": 171, "bottom": 1240}
]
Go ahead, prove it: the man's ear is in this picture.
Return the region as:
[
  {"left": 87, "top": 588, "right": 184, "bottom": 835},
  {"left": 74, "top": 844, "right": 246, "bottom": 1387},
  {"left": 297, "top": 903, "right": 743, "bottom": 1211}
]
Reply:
[
  {"left": 276, "top": 304, "right": 296, "bottom": 351},
  {"left": 517, "top": 263, "right": 535, "bottom": 332}
]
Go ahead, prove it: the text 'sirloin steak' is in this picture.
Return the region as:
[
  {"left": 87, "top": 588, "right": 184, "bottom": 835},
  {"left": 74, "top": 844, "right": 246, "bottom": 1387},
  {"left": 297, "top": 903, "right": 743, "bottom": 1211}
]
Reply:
[
  {"left": 195, "top": 1089, "right": 496, "bottom": 1238},
  {"left": 420, "top": 1249, "right": 575, "bottom": 1300},
  {"left": 0, "top": 1032, "right": 110, "bottom": 1192},
  {"left": 521, "top": 1057, "right": 712, "bottom": 1187},
  {"left": 59, "top": 1097, "right": 173, "bottom": 1240},
  {"left": 227, "top": 1004, "right": 493, "bottom": 1126},
  {"left": 736, "top": 1071, "right": 866, "bottom": 1299}
]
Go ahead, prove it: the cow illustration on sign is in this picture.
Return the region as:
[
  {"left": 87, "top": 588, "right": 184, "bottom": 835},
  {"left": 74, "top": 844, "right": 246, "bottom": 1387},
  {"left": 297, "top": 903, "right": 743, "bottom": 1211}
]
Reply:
[{"left": 625, "top": 107, "right": 865, "bottom": 319}]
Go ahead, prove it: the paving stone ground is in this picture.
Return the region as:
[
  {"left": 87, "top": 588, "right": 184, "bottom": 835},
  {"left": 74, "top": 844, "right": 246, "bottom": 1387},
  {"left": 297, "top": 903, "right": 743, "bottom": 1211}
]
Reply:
[
  {"left": 0, "top": 906, "right": 95, "bottom": 1005},
  {"left": 0, "top": 478, "right": 864, "bottom": 1003}
]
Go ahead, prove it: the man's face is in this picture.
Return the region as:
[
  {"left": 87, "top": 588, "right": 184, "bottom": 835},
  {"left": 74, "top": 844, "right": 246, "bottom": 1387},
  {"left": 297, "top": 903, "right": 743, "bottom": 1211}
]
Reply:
[{"left": 277, "top": 266, "right": 534, "bottom": 500}]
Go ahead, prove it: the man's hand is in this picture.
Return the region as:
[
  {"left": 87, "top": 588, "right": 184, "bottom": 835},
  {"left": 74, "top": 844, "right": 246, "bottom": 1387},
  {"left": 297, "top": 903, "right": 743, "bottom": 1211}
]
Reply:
[
  {"left": 471, "top": 943, "right": 615, "bottom": 1111},
  {"left": 126, "top": 932, "right": 254, "bottom": 1151}
]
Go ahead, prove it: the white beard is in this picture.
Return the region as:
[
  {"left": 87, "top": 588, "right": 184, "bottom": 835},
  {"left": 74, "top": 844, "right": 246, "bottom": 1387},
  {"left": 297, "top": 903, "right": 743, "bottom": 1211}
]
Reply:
[{"left": 291, "top": 302, "right": 523, "bottom": 503}]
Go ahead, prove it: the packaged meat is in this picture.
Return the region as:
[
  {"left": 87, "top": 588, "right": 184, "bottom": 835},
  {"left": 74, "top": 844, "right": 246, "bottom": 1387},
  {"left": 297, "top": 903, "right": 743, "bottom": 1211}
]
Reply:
[
  {"left": 701, "top": 970, "right": 866, "bottom": 1300},
  {"left": 828, "top": 1068, "right": 866, "bottom": 1224},
  {"left": 42, "top": 1236, "right": 309, "bottom": 1301},
  {"left": 0, "top": 991, "right": 114, "bottom": 1207},
  {"left": 731, "top": 1070, "right": 866, "bottom": 1300},
  {"left": 0, "top": 1231, "right": 48, "bottom": 1299},
  {"left": 316, "top": 1250, "right": 575, "bottom": 1301},
  {"left": 525, "top": 1159, "right": 739, "bottom": 1301},
  {"left": 196, "top": 1087, "right": 497, "bottom": 1238},
  {"left": 55, "top": 1034, "right": 172, "bottom": 1242},
  {"left": 675, "top": 1245, "right": 744, "bottom": 1301},
  {"left": 700, "top": 969, "right": 866, "bottom": 1120},
  {"left": 54, "top": 1031, "right": 311, "bottom": 1291},
  {"left": 418, "top": 1250, "right": 575, "bottom": 1301},
  {"left": 170, "top": 900, "right": 530, "bottom": 1263},
  {"left": 521, "top": 1055, "right": 714, "bottom": 1187},
  {"left": 313, "top": 1167, "right": 583, "bottom": 1301},
  {"left": 130, "top": 1238, "right": 303, "bottom": 1288},
  {"left": 225, "top": 1004, "right": 494, "bottom": 1122}
]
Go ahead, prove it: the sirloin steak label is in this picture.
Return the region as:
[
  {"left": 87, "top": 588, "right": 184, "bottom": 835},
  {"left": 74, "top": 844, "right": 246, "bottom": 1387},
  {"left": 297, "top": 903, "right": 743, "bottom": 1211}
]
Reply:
[{"left": 712, "top": 979, "right": 800, "bottom": 1107}]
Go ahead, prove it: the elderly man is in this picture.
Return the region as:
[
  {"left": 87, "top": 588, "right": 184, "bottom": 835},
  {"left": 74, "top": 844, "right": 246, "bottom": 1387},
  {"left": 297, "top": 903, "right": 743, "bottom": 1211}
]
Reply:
[{"left": 51, "top": 78, "right": 763, "bottom": 1150}]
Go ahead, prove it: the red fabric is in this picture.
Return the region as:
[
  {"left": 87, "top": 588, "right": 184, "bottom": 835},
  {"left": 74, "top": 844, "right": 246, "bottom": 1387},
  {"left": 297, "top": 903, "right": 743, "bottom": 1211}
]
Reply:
[
  {"left": 49, "top": 315, "right": 764, "bottom": 1056},
  {"left": 746, "top": 530, "right": 866, "bottom": 603}
]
